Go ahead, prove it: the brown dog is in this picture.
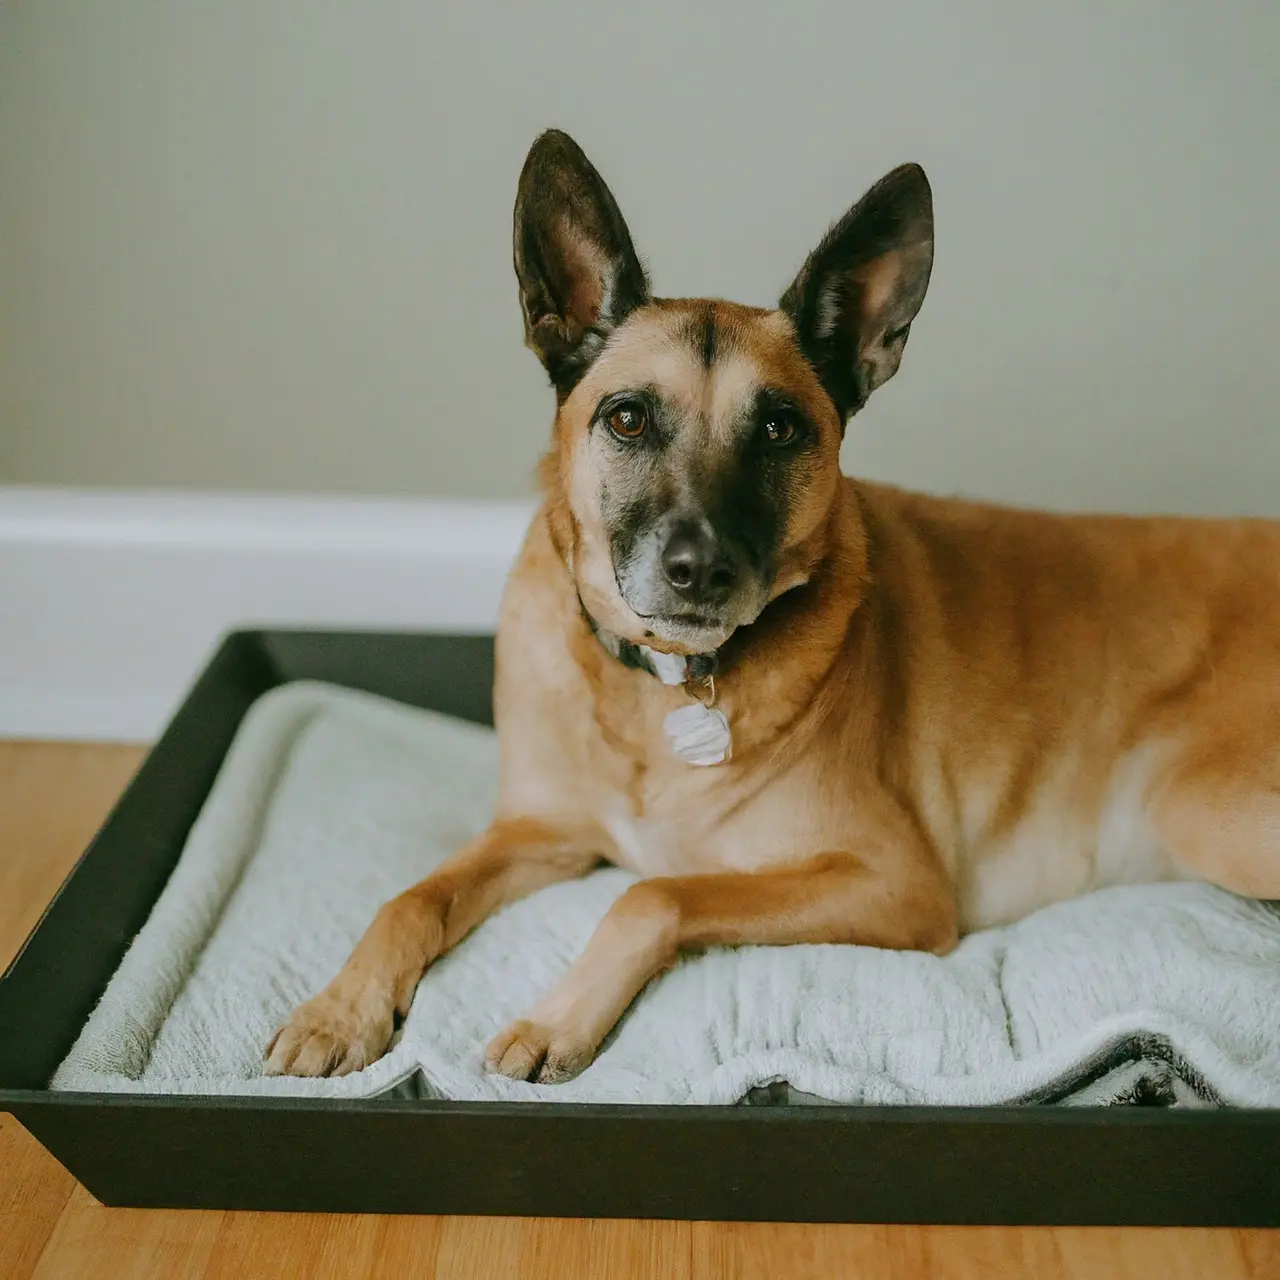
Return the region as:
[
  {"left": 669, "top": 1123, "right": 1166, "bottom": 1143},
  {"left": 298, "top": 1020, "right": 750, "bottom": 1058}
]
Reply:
[{"left": 266, "top": 130, "right": 1280, "bottom": 1084}]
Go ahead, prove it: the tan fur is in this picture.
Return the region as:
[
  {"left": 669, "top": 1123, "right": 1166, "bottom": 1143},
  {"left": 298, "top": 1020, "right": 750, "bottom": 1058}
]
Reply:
[{"left": 266, "top": 294, "right": 1280, "bottom": 1086}]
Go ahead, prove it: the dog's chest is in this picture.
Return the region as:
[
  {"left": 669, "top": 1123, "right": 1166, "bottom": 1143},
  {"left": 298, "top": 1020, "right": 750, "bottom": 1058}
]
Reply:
[
  {"left": 588, "top": 719, "right": 772, "bottom": 876},
  {"left": 599, "top": 796, "right": 777, "bottom": 876},
  {"left": 580, "top": 680, "right": 725, "bottom": 871},
  {"left": 591, "top": 755, "right": 738, "bottom": 875},
  {"left": 602, "top": 812, "right": 686, "bottom": 876}
]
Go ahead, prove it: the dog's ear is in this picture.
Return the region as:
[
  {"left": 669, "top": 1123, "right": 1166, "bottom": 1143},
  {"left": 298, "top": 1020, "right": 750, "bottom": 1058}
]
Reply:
[
  {"left": 514, "top": 130, "right": 650, "bottom": 396},
  {"left": 780, "top": 163, "right": 933, "bottom": 423}
]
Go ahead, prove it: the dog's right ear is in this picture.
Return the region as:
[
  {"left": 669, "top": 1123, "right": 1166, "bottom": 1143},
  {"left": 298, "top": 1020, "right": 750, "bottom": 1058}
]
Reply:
[
  {"left": 780, "top": 164, "right": 933, "bottom": 424},
  {"left": 514, "top": 130, "right": 650, "bottom": 397}
]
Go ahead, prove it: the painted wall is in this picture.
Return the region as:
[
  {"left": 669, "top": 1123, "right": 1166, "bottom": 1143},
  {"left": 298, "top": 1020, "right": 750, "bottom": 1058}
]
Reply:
[{"left": 1, "top": 2, "right": 1275, "bottom": 512}]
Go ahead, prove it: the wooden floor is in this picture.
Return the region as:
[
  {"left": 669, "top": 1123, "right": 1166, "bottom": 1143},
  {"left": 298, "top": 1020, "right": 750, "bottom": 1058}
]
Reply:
[{"left": 1, "top": 742, "right": 1276, "bottom": 1279}]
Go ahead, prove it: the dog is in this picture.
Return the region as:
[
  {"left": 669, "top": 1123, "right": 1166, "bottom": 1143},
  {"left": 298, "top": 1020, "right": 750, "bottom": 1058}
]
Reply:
[{"left": 266, "top": 129, "right": 1280, "bottom": 1084}]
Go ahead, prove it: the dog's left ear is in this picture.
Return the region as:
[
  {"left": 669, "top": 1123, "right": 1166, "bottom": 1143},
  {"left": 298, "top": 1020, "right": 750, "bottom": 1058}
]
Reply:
[
  {"left": 514, "top": 129, "right": 650, "bottom": 397},
  {"left": 780, "top": 163, "right": 933, "bottom": 423}
]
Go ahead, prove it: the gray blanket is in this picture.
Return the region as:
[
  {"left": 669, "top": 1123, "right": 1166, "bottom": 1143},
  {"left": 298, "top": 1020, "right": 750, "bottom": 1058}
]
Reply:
[{"left": 51, "top": 682, "right": 1280, "bottom": 1108}]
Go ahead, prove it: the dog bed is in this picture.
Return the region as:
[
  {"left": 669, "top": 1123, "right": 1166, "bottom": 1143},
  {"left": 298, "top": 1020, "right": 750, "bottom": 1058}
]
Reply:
[{"left": 51, "top": 681, "right": 1280, "bottom": 1107}]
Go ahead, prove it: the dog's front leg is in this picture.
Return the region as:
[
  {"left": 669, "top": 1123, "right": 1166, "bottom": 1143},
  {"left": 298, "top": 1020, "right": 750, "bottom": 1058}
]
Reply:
[
  {"left": 485, "top": 850, "right": 957, "bottom": 1084},
  {"left": 265, "top": 818, "right": 600, "bottom": 1077}
]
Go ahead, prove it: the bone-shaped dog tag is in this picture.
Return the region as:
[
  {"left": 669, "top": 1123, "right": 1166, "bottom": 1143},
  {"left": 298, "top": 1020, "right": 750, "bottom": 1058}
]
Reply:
[{"left": 664, "top": 701, "right": 732, "bottom": 766}]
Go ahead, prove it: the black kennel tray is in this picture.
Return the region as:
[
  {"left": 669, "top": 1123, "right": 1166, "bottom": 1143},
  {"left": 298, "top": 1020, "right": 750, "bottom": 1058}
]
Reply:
[{"left": 2, "top": 629, "right": 1279, "bottom": 1224}]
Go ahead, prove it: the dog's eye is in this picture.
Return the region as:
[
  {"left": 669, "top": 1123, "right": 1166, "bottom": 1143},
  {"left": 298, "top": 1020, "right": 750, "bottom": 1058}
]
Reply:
[
  {"left": 763, "top": 416, "right": 797, "bottom": 447},
  {"left": 607, "top": 404, "right": 648, "bottom": 441}
]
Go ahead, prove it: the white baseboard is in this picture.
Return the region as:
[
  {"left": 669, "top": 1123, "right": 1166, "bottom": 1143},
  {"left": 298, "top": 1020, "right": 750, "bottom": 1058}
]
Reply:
[{"left": 0, "top": 487, "right": 537, "bottom": 742}]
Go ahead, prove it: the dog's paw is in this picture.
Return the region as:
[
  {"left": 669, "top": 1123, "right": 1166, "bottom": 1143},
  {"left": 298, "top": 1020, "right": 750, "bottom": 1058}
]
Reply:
[
  {"left": 263, "top": 991, "right": 395, "bottom": 1078},
  {"left": 483, "top": 1017, "right": 595, "bottom": 1084}
]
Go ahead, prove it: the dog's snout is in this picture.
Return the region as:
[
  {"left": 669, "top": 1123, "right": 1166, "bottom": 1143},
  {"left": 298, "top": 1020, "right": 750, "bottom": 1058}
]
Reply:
[{"left": 661, "top": 524, "right": 739, "bottom": 605}]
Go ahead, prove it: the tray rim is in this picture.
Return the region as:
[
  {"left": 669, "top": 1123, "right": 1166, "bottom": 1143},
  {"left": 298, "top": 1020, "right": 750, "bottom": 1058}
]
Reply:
[{"left": 2, "top": 626, "right": 1278, "bottom": 1223}]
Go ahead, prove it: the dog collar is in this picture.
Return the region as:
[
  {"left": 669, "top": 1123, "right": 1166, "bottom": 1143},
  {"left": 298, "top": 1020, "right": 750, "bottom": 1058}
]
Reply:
[
  {"left": 578, "top": 598, "right": 720, "bottom": 687},
  {"left": 578, "top": 598, "right": 731, "bottom": 766}
]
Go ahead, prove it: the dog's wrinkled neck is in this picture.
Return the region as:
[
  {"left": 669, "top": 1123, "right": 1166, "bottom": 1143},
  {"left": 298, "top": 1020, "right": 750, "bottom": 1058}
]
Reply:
[{"left": 542, "top": 464, "right": 873, "bottom": 755}]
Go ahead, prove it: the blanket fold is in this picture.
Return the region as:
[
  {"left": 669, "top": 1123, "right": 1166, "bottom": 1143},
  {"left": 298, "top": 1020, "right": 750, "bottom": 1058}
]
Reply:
[{"left": 51, "top": 682, "right": 1280, "bottom": 1108}]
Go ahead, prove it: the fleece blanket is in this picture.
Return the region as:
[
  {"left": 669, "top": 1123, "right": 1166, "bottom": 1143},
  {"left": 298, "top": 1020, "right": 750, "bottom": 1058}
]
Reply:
[{"left": 51, "top": 681, "right": 1280, "bottom": 1107}]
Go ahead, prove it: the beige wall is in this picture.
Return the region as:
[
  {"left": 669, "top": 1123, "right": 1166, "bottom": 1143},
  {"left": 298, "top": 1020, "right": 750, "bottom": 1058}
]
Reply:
[{"left": 1, "top": 2, "right": 1276, "bottom": 512}]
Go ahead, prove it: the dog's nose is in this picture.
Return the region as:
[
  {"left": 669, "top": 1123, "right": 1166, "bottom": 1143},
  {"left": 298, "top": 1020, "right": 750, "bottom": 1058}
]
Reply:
[{"left": 661, "top": 525, "right": 738, "bottom": 605}]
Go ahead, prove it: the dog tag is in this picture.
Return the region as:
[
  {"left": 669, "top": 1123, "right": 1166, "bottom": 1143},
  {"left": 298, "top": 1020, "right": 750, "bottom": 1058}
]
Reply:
[{"left": 664, "top": 701, "right": 732, "bottom": 766}]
